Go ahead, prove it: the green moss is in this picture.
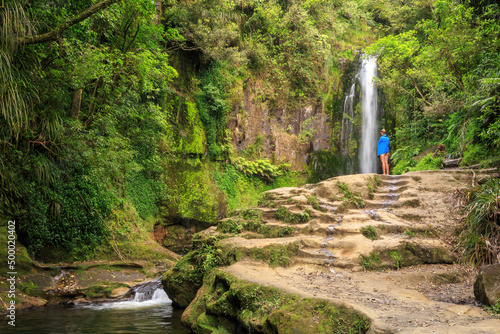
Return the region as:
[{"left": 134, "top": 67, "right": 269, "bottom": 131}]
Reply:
[
  {"left": 0, "top": 223, "right": 34, "bottom": 276},
  {"left": 241, "top": 220, "right": 295, "bottom": 238},
  {"left": 401, "top": 214, "right": 423, "bottom": 222},
  {"left": 164, "top": 159, "right": 222, "bottom": 224},
  {"left": 367, "top": 176, "right": 380, "bottom": 200},
  {"left": 360, "top": 252, "right": 382, "bottom": 270},
  {"left": 402, "top": 199, "right": 421, "bottom": 207},
  {"left": 258, "top": 192, "right": 273, "bottom": 207},
  {"left": 390, "top": 251, "right": 404, "bottom": 269},
  {"left": 217, "top": 219, "right": 243, "bottom": 234},
  {"left": 162, "top": 235, "right": 237, "bottom": 307},
  {"left": 101, "top": 204, "right": 176, "bottom": 262},
  {"left": 178, "top": 101, "right": 206, "bottom": 154},
  {"left": 404, "top": 230, "right": 416, "bottom": 237},
  {"left": 361, "top": 243, "right": 455, "bottom": 271},
  {"left": 238, "top": 209, "right": 263, "bottom": 220},
  {"left": 360, "top": 226, "right": 378, "bottom": 240},
  {"left": 405, "top": 228, "right": 437, "bottom": 238},
  {"left": 248, "top": 242, "right": 300, "bottom": 267},
  {"left": 307, "top": 195, "right": 327, "bottom": 212},
  {"left": 275, "top": 206, "right": 310, "bottom": 224},
  {"left": 336, "top": 182, "right": 365, "bottom": 209},
  {"left": 183, "top": 271, "right": 371, "bottom": 333},
  {"left": 18, "top": 280, "right": 44, "bottom": 297},
  {"left": 213, "top": 165, "right": 305, "bottom": 213}
]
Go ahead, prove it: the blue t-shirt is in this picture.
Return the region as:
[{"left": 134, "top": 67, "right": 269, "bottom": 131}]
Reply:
[{"left": 377, "top": 134, "right": 389, "bottom": 156}]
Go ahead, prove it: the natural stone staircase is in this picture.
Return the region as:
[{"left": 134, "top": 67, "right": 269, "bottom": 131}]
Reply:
[
  {"left": 173, "top": 170, "right": 500, "bottom": 334},
  {"left": 210, "top": 173, "right": 455, "bottom": 271}
]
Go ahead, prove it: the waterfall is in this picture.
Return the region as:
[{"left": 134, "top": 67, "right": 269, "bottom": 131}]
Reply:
[
  {"left": 341, "top": 80, "right": 357, "bottom": 156},
  {"left": 359, "top": 56, "right": 378, "bottom": 173}
]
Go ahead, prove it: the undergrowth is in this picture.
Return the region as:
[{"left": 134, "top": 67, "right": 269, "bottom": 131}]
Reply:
[
  {"left": 360, "top": 226, "right": 378, "bottom": 240},
  {"left": 213, "top": 164, "right": 305, "bottom": 213},
  {"left": 455, "top": 178, "right": 500, "bottom": 266},
  {"left": 275, "top": 207, "right": 311, "bottom": 224},
  {"left": 336, "top": 182, "right": 365, "bottom": 210}
]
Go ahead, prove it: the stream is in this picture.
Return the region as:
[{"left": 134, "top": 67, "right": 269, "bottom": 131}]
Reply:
[{"left": 1, "top": 280, "right": 190, "bottom": 333}]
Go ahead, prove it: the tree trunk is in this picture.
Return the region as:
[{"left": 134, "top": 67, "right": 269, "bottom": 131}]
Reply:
[
  {"left": 71, "top": 89, "right": 83, "bottom": 119},
  {"left": 15, "top": 0, "right": 121, "bottom": 45},
  {"left": 155, "top": 1, "right": 162, "bottom": 24}
]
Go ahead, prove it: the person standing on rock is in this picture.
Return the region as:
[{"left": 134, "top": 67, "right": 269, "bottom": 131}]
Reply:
[{"left": 378, "top": 129, "right": 390, "bottom": 175}]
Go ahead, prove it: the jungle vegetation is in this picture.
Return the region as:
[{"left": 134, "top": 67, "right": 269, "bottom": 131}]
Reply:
[{"left": 0, "top": 0, "right": 498, "bottom": 264}]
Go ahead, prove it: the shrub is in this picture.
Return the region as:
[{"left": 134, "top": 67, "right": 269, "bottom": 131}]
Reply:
[
  {"left": 275, "top": 207, "right": 310, "bottom": 224},
  {"left": 410, "top": 153, "right": 443, "bottom": 172},
  {"left": 336, "top": 182, "right": 365, "bottom": 208},
  {"left": 232, "top": 157, "right": 291, "bottom": 182},
  {"left": 456, "top": 178, "right": 500, "bottom": 265},
  {"left": 360, "top": 226, "right": 378, "bottom": 240}
]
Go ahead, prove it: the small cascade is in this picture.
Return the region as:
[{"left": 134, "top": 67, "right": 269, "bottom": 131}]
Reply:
[
  {"left": 359, "top": 56, "right": 379, "bottom": 173},
  {"left": 84, "top": 277, "right": 171, "bottom": 310},
  {"left": 132, "top": 277, "right": 170, "bottom": 302}
]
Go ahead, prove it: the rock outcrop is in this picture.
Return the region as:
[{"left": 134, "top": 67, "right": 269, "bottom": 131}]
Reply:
[
  {"left": 474, "top": 263, "right": 500, "bottom": 307},
  {"left": 164, "top": 170, "right": 500, "bottom": 333}
]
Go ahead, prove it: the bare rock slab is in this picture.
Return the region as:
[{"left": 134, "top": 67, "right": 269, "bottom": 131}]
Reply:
[{"left": 474, "top": 263, "right": 500, "bottom": 306}]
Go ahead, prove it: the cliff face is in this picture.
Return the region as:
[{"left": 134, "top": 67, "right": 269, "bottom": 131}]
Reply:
[{"left": 229, "top": 80, "right": 333, "bottom": 170}]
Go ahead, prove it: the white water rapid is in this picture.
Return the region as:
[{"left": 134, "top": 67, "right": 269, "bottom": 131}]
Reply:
[{"left": 359, "top": 56, "right": 379, "bottom": 173}]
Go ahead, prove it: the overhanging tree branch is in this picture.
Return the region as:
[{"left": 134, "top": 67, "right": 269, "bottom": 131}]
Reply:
[{"left": 15, "top": 0, "right": 121, "bottom": 45}]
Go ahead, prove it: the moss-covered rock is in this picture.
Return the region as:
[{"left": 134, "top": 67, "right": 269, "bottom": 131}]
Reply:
[
  {"left": 361, "top": 242, "right": 455, "bottom": 270},
  {"left": 162, "top": 251, "right": 205, "bottom": 308},
  {"left": 162, "top": 235, "right": 238, "bottom": 308},
  {"left": 182, "top": 270, "right": 371, "bottom": 333}
]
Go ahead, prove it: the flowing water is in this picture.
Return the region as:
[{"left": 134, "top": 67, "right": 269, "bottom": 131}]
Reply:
[
  {"left": 0, "top": 279, "right": 190, "bottom": 334},
  {"left": 359, "top": 56, "right": 379, "bottom": 174},
  {"left": 340, "top": 56, "right": 379, "bottom": 174},
  {"left": 341, "top": 79, "right": 357, "bottom": 157}
]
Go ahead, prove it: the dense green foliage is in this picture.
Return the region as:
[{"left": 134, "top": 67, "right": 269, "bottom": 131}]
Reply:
[
  {"left": 365, "top": 0, "right": 500, "bottom": 172},
  {"left": 1, "top": 0, "right": 182, "bottom": 260},
  {"left": 456, "top": 178, "right": 500, "bottom": 265},
  {"left": 1, "top": 0, "right": 498, "bottom": 263}
]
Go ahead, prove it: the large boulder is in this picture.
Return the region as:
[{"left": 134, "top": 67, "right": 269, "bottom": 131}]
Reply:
[{"left": 474, "top": 263, "right": 500, "bottom": 306}]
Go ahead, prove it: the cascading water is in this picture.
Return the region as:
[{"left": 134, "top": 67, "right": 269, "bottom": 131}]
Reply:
[
  {"left": 341, "top": 79, "right": 357, "bottom": 156},
  {"left": 12, "top": 277, "right": 189, "bottom": 333},
  {"left": 359, "top": 56, "right": 379, "bottom": 173},
  {"left": 132, "top": 277, "right": 170, "bottom": 303},
  {"left": 85, "top": 277, "right": 171, "bottom": 310}
]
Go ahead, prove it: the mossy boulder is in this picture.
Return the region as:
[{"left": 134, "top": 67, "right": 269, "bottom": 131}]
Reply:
[
  {"left": 474, "top": 263, "right": 500, "bottom": 306},
  {"left": 162, "top": 235, "right": 238, "bottom": 308},
  {"left": 162, "top": 251, "right": 204, "bottom": 308},
  {"left": 182, "top": 270, "right": 371, "bottom": 333}
]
